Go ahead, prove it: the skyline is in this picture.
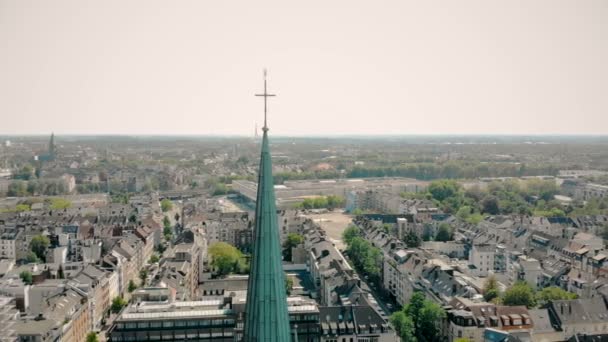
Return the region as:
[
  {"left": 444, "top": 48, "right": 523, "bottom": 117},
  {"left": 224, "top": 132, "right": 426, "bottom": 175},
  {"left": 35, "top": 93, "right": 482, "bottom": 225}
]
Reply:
[{"left": 1, "top": 0, "right": 607, "bottom": 135}]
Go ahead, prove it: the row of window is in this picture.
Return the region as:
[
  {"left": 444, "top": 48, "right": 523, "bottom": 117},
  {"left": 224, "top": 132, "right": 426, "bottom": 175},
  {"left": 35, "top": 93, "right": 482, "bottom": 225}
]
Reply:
[
  {"left": 111, "top": 331, "right": 235, "bottom": 341},
  {"left": 116, "top": 319, "right": 235, "bottom": 330}
]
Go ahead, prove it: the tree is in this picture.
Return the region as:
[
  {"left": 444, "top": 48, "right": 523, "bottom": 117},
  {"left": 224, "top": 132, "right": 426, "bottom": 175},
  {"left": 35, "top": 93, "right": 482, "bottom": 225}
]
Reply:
[
  {"left": 503, "top": 281, "right": 537, "bottom": 308},
  {"left": 155, "top": 243, "right": 167, "bottom": 254},
  {"left": 8, "top": 181, "right": 27, "bottom": 197},
  {"left": 390, "top": 311, "right": 416, "bottom": 341},
  {"left": 15, "top": 165, "right": 34, "bottom": 180},
  {"left": 435, "top": 223, "right": 453, "bottom": 242},
  {"left": 209, "top": 242, "right": 243, "bottom": 276},
  {"left": 283, "top": 233, "right": 304, "bottom": 262},
  {"left": 86, "top": 332, "right": 99, "bottom": 342},
  {"left": 57, "top": 265, "right": 65, "bottom": 279},
  {"left": 351, "top": 208, "right": 364, "bottom": 215},
  {"left": 149, "top": 255, "right": 160, "bottom": 264},
  {"left": 536, "top": 286, "right": 577, "bottom": 307},
  {"left": 30, "top": 235, "right": 50, "bottom": 262},
  {"left": 161, "top": 199, "right": 173, "bottom": 212},
  {"left": 481, "top": 195, "right": 500, "bottom": 215},
  {"left": 326, "top": 195, "right": 345, "bottom": 209},
  {"left": 418, "top": 300, "right": 446, "bottom": 341},
  {"left": 422, "top": 225, "right": 434, "bottom": 241},
  {"left": 405, "top": 292, "right": 426, "bottom": 328},
  {"left": 163, "top": 216, "right": 172, "bottom": 240},
  {"left": 128, "top": 280, "right": 137, "bottom": 293},
  {"left": 391, "top": 291, "right": 446, "bottom": 342},
  {"left": 50, "top": 198, "right": 72, "bottom": 210},
  {"left": 342, "top": 225, "right": 361, "bottom": 246},
  {"left": 111, "top": 296, "right": 127, "bottom": 313},
  {"left": 404, "top": 231, "right": 421, "bottom": 248},
  {"left": 139, "top": 269, "right": 148, "bottom": 285},
  {"left": 19, "top": 271, "right": 33, "bottom": 285},
  {"left": 15, "top": 204, "right": 31, "bottom": 212},
  {"left": 285, "top": 275, "right": 294, "bottom": 295},
  {"left": 26, "top": 251, "right": 39, "bottom": 264},
  {"left": 456, "top": 205, "right": 472, "bottom": 221},
  {"left": 346, "top": 237, "right": 382, "bottom": 280},
  {"left": 428, "top": 180, "right": 461, "bottom": 202},
  {"left": 483, "top": 275, "right": 500, "bottom": 302}
]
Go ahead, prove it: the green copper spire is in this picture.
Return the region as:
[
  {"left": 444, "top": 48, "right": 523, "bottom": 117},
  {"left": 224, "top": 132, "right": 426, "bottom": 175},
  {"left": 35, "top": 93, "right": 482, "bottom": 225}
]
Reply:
[{"left": 244, "top": 71, "right": 291, "bottom": 341}]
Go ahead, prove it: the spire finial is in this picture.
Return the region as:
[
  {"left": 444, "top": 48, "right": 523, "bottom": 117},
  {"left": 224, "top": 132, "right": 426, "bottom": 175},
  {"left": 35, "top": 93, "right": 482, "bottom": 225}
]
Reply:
[{"left": 255, "top": 69, "right": 275, "bottom": 132}]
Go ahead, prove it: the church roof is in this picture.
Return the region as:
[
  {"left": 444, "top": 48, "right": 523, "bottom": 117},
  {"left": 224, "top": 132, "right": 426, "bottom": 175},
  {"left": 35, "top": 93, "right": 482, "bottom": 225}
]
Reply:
[{"left": 243, "top": 73, "right": 291, "bottom": 341}]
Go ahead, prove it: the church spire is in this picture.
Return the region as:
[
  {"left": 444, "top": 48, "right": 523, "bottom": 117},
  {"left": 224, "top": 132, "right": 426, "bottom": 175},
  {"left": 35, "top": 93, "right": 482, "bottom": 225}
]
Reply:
[{"left": 244, "top": 70, "right": 290, "bottom": 341}]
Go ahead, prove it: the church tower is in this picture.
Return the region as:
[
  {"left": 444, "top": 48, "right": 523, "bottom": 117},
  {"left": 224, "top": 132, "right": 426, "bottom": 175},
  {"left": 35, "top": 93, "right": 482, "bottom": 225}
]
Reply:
[{"left": 243, "top": 70, "right": 291, "bottom": 341}]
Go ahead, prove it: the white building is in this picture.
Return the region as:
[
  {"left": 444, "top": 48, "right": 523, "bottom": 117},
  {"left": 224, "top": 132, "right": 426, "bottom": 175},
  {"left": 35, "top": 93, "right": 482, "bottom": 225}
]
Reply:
[{"left": 469, "top": 244, "right": 496, "bottom": 277}]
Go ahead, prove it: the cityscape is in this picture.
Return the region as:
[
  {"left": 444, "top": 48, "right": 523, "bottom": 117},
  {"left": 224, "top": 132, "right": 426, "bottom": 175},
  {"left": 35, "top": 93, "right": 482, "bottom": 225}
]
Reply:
[{"left": 2, "top": 1, "right": 608, "bottom": 342}]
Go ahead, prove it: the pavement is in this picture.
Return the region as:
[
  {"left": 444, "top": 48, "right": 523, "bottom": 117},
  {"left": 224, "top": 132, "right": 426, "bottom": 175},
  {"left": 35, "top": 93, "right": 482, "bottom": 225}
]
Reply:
[{"left": 302, "top": 210, "right": 353, "bottom": 250}]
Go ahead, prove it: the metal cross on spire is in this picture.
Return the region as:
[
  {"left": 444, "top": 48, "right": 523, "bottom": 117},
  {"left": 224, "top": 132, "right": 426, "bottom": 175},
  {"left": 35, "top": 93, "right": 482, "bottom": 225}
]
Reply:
[{"left": 255, "top": 69, "right": 275, "bottom": 132}]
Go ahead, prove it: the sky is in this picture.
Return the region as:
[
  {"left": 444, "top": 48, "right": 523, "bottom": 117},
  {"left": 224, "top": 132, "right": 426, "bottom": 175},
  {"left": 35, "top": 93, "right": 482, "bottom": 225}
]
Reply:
[{"left": 1, "top": 1, "right": 607, "bottom": 136}]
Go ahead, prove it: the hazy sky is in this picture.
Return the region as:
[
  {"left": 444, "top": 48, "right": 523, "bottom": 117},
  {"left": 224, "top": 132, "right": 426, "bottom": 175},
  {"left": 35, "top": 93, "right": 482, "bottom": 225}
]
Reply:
[{"left": 1, "top": 1, "right": 607, "bottom": 136}]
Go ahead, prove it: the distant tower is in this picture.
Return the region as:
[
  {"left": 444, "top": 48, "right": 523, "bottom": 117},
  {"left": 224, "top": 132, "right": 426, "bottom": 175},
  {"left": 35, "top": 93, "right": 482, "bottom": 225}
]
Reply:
[
  {"left": 254, "top": 122, "right": 259, "bottom": 139},
  {"left": 243, "top": 70, "right": 290, "bottom": 341},
  {"left": 48, "top": 132, "right": 56, "bottom": 160}
]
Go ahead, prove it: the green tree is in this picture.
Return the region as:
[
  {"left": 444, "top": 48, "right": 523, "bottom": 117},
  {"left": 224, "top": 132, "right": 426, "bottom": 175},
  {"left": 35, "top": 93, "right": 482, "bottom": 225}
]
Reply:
[
  {"left": 326, "top": 195, "right": 345, "bottom": 209},
  {"left": 390, "top": 311, "right": 416, "bottom": 342},
  {"left": 15, "top": 165, "right": 34, "bottom": 180},
  {"left": 155, "top": 243, "right": 167, "bottom": 254},
  {"left": 418, "top": 300, "right": 446, "bottom": 341},
  {"left": 405, "top": 292, "right": 426, "bottom": 329},
  {"left": 351, "top": 208, "right": 364, "bottom": 215},
  {"left": 86, "top": 332, "right": 99, "bottom": 342},
  {"left": 435, "top": 223, "right": 453, "bottom": 242},
  {"left": 26, "top": 251, "right": 39, "bottom": 263},
  {"left": 428, "top": 180, "right": 461, "bottom": 202},
  {"left": 30, "top": 235, "right": 50, "bottom": 262},
  {"left": 19, "top": 271, "right": 33, "bottom": 285},
  {"left": 8, "top": 181, "right": 27, "bottom": 197},
  {"left": 481, "top": 195, "right": 500, "bottom": 215},
  {"left": 466, "top": 213, "right": 483, "bottom": 224},
  {"left": 483, "top": 275, "right": 500, "bottom": 302},
  {"left": 161, "top": 199, "right": 173, "bottom": 212},
  {"left": 282, "top": 233, "right": 304, "bottom": 262},
  {"left": 342, "top": 225, "right": 361, "bottom": 246},
  {"left": 346, "top": 237, "right": 382, "bottom": 280},
  {"left": 15, "top": 204, "right": 31, "bottom": 212},
  {"left": 285, "top": 275, "right": 294, "bottom": 295},
  {"left": 391, "top": 291, "right": 446, "bottom": 342},
  {"left": 209, "top": 242, "right": 243, "bottom": 276},
  {"left": 111, "top": 296, "right": 127, "bottom": 313},
  {"left": 404, "top": 231, "right": 421, "bottom": 248},
  {"left": 536, "top": 286, "right": 577, "bottom": 307},
  {"left": 503, "top": 281, "right": 537, "bottom": 308},
  {"left": 50, "top": 198, "right": 72, "bottom": 210},
  {"left": 139, "top": 269, "right": 148, "bottom": 285},
  {"left": 456, "top": 205, "right": 472, "bottom": 221},
  {"left": 149, "top": 255, "right": 160, "bottom": 264},
  {"left": 128, "top": 280, "right": 137, "bottom": 293}
]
